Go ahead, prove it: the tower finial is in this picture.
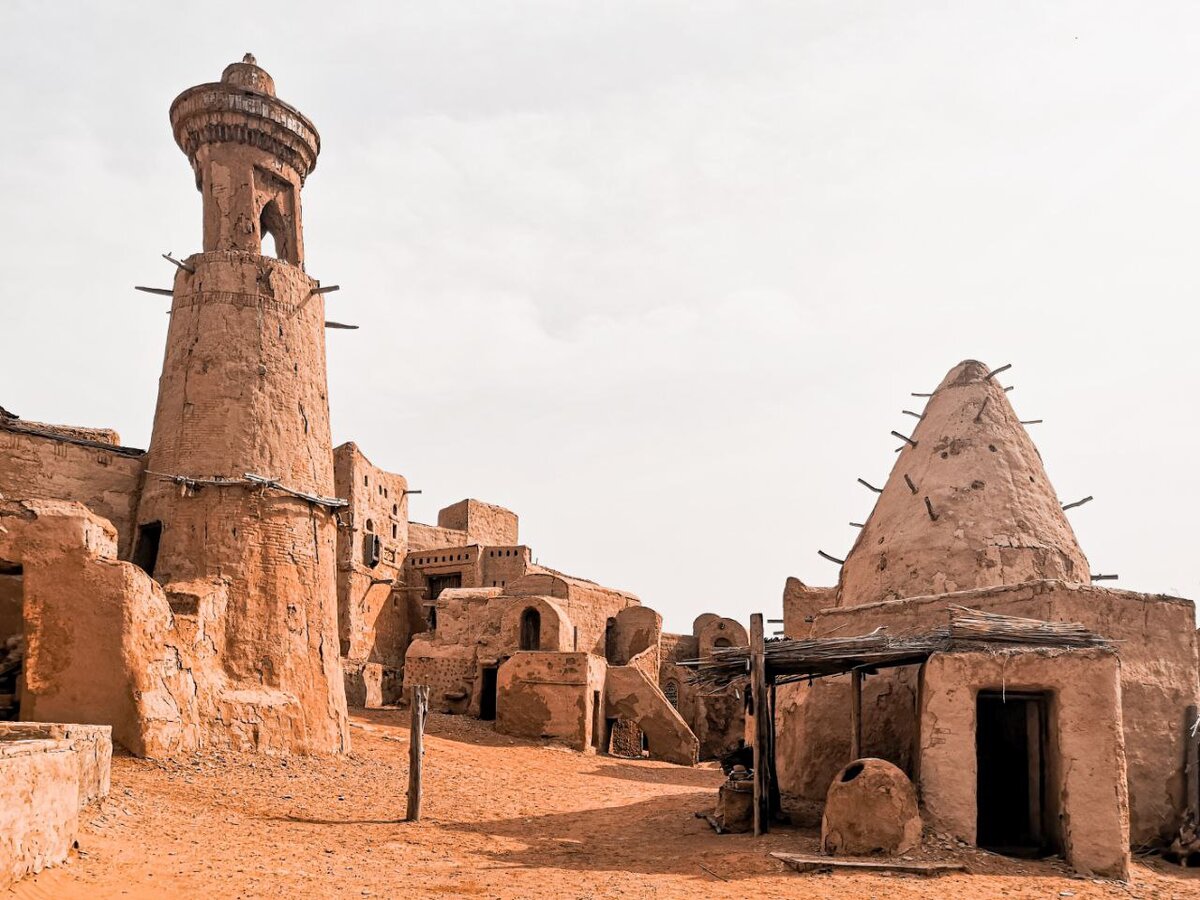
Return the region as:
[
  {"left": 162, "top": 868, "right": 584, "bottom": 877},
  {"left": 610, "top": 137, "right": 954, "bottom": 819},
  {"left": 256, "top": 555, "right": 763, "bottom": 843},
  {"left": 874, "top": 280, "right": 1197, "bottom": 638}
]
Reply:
[{"left": 243, "top": 52, "right": 256, "bottom": 65}]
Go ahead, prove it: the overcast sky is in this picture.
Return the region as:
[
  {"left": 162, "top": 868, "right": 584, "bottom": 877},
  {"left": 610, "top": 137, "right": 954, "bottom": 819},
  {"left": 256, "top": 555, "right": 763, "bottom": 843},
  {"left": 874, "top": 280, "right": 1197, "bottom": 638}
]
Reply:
[{"left": 2, "top": 1, "right": 1197, "bottom": 631}]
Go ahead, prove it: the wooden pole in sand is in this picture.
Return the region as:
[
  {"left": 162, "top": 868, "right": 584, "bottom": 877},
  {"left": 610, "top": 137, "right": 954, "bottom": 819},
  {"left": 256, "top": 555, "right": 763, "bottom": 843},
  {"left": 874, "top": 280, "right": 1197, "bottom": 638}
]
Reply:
[
  {"left": 406, "top": 684, "right": 430, "bottom": 822},
  {"left": 750, "top": 613, "right": 770, "bottom": 836}
]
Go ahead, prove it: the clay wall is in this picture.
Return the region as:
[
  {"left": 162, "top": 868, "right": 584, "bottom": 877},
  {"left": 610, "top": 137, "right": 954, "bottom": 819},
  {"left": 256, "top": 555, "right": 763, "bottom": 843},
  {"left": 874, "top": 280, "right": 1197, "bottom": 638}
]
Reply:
[
  {"left": 613, "top": 606, "right": 661, "bottom": 674},
  {"left": 0, "top": 423, "right": 145, "bottom": 558},
  {"left": 0, "top": 722, "right": 112, "bottom": 890},
  {"left": 403, "top": 588, "right": 502, "bottom": 711},
  {"left": 920, "top": 648, "right": 1129, "bottom": 879},
  {"left": 402, "top": 643, "right": 479, "bottom": 713},
  {"left": 333, "top": 443, "right": 409, "bottom": 673},
  {"left": 509, "top": 572, "right": 638, "bottom": 658},
  {"left": 499, "top": 596, "right": 573, "bottom": 652},
  {"left": 781, "top": 577, "right": 832, "bottom": 639},
  {"left": 481, "top": 546, "right": 532, "bottom": 588},
  {"left": 0, "top": 738, "right": 79, "bottom": 890},
  {"left": 437, "top": 499, "right": 518, "bottom": 546},
  {"left": 660, "top": 632, "right": 697, "bottom": 665},
  {"left": 776, "top": 579, "right": 1197, "bottom": 845},
  {"left": 408, "top": 522, "right": 468, "bottom": 552},
  {"left": 0, "top": 501, "right": 205, "bottom": 756},
  {"left": 496, "top": 652, "right": 605, "bottom": 750}
]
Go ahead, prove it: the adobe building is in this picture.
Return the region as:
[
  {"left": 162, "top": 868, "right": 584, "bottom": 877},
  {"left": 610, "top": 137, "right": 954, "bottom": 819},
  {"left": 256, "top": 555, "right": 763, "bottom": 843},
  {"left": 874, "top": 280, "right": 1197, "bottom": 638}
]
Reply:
[
  {"left": 332, "top": 439, "right": 742, "bottom": 763},
  {"left": 0, "top": 56, "right": 742, "bottom": 769},
  {"left": 773, "top": 359, "right": 1198, "bottom": 861}
]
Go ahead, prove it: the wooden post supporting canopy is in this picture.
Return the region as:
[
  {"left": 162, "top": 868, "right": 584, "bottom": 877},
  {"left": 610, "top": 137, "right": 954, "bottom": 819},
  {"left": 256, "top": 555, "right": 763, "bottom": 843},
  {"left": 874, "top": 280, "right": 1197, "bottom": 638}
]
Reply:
[
  {"left": 750, "top": 613, "right": 770, "bottom": 836},
  {"left": 407, "top": 684, "right": 430, "bottom": 822},
  {"left": 850, "top": 669, "right": 863, "bottom": 761}
]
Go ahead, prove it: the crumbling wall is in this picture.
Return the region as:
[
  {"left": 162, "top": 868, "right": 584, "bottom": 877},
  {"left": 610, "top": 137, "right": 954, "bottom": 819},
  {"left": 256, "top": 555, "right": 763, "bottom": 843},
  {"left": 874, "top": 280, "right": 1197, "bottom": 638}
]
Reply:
[
  {"left": 605, "top": 663, "right": 698, "bottom": 765},
  {"left": 920, "top": 648, "right": 1130, "bottom": 879},
  {"left": 776, "top": 580, "right": 1198, "bottom": 845},
  {"left": 0, "top": 422, "right": 146, "bottom": 558},
  {"left": 496, "top": 652, "right": 605, "bottom": 750},
  {"left": 437, "top": 499, "right": 518, "bottom": 546}
]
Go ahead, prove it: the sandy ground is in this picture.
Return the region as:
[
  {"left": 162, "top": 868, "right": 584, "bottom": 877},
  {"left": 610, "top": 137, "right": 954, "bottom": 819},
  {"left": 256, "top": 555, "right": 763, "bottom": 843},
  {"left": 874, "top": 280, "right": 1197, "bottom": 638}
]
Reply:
[{"left": 7, "top": 709, "right": 1200, "bottom": 899}]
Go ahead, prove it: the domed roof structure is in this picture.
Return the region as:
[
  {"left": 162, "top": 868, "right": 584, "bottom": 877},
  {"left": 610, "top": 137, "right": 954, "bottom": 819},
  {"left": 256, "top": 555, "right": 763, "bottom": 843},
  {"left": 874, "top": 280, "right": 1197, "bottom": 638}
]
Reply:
[{"left": 836, "top": 360, "right": 1089, "bottom": 606}]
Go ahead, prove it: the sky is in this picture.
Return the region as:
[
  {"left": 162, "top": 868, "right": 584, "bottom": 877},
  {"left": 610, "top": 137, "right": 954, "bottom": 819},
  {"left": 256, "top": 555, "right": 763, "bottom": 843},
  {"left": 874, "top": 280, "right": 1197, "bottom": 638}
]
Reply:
[{"left": 2, "top": 1, "right": 1198, "bottom": 632}]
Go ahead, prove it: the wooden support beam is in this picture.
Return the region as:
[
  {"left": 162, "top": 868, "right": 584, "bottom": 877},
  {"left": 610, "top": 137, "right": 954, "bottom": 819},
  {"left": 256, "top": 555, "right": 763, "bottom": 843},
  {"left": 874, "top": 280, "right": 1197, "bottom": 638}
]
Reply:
[
  {"left": 891, "top": 430, "right": 917, "bottom": 447},
  {"left": 135, "top": 286, "right": 174, "bottom": 296},
  {"left": 986, "top": 362, "right": 1012, "bottom": 381},
  {"left": 310, "top": 284, "right": 341, "bottom": 295},
  {"left": 857, "top": 478, "right": 883, "bottom": 494},
  {"left": 324, "top": 321, "right": 359, "bottom": 330},
  {"left": 161, "top": 253, "right": 194, "bottom": 273},
  {"left": 817, "top": 550, "right": 845, "bottom": 565},
  {"left": 850, "top": 669, "right": 863, "bottom": 760},
  {"left": 1062, "top": 495, "right": 1093, "bottom": 511},
  {"left": 406, "top": 684, "right": 430, "bottom": 822},
  {"left": 903, "top": 474, "right": 917, "bottom": 495},
  {"left": 750, "top": 613, "right": 769, "bottom": 836}
]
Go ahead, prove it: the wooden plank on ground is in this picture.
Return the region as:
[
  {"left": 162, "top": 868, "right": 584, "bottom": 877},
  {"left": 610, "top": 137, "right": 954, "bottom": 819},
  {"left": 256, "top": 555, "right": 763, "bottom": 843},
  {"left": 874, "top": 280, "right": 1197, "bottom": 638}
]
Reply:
[{"left": 770, "top": 852, "right": 966, "bottom": 876}]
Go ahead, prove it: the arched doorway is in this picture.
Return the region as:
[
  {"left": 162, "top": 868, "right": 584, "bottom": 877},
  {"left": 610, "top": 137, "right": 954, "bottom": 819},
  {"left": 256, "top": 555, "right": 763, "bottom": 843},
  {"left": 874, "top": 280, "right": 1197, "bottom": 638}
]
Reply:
[{"left": 519, "top": 607, "right": 541, "bottom": 651}]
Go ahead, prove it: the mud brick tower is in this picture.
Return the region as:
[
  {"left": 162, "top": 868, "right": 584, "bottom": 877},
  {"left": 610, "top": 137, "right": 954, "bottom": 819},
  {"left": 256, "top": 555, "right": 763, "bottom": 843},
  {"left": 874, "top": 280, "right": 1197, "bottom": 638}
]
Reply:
[{"left": 134, "top": 55, "right": 348, "bottom": 753}]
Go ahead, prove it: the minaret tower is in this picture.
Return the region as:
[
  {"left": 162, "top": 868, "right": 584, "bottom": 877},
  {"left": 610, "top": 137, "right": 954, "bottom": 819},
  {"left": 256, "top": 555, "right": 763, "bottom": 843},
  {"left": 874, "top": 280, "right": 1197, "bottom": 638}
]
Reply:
[{"left": 135, "top": 55, "right": 347, "bottom": 753}]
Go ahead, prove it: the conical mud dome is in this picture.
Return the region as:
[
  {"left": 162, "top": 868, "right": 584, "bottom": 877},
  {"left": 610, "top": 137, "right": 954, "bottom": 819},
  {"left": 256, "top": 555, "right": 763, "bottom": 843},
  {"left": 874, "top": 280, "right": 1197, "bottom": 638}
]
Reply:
[{"left": 836, "top": 360, "right": 1089, "bottom": 607}]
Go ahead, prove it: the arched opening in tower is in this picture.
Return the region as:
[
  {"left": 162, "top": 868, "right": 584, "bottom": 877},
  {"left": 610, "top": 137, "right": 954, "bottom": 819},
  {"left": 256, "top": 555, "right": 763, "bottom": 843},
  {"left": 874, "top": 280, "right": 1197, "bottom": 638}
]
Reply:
[{"left": 259, "top": 199, "right": 290, "bottom": 262}]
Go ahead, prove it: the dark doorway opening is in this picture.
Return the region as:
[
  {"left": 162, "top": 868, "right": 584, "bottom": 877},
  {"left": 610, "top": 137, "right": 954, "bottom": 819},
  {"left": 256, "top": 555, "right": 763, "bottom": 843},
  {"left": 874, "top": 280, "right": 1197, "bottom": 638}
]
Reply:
[
  {"left": 519, "top": 607, "right": 541, "bottom": 651},
  {"left": 479, "top": 666, "right": 498, "bottom": 721},
  {"left": 605, "top": 617, "right": 618, "bottom": 663},
  {"left": 977, "top": 691, "right": 1053, "bottom": 857},
  {"left": 427, "top": 572, "right": 462, "bottom": 602},
  {"left": 132, "top": 522, "right": 162, "bottom": 577},
  {"left": 0, "top": 561, "right": 23, "bottom": 721}
]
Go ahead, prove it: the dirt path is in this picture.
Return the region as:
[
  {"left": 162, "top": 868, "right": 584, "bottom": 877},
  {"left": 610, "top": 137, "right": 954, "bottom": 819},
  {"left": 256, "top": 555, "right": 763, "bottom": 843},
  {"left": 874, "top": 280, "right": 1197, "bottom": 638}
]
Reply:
[{"left": 7, "top": 710, "right": 1200, "bottom": 899}]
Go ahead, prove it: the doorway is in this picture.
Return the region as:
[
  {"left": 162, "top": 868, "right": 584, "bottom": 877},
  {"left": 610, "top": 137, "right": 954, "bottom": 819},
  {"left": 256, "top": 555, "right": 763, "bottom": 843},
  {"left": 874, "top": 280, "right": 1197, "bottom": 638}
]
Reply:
[
  {"left": 0, "top": 561, "right": 23, "bottom": 721},
  {"left": 976, "top": 691, "right": 1053, "bottom": 856},
  {"left": 519, "top": 607, "right": 541, "bottom": 651},
  {"left": 479, "top": 666, "right": 498, "bottom": 721},
  {"left": 133, "top": 521, "right": 162, "bottom": 577},
  {"left": 427, "top": 572, "right": 462, "bottom": 601}
]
